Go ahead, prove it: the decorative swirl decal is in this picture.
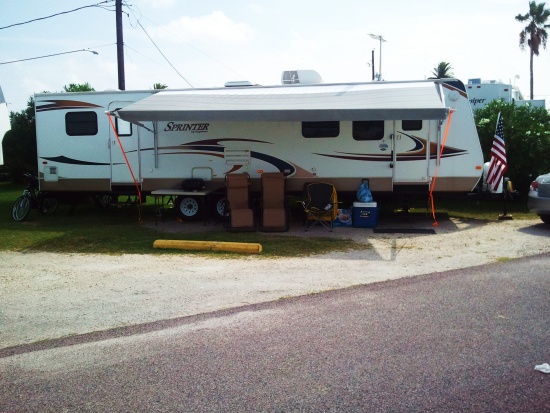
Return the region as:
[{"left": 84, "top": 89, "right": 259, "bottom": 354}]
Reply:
[
  {"left": 36, "top": 100, "right": 102, "bottom": 112},
  {"left": 314, "top": 134, "right": 466, "bottom": 162},
  {"left": 157, "top": 140, "right": 296, "bottom": 175},
  {"left": 40, "top": 155, "right": 110, "bottom": 166}
]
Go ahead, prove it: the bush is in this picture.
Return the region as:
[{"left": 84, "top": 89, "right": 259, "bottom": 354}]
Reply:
[
  {"left": 2, "top": 98, "right": 37, "bottom": 181},
  {"left": 474, "top": 100, "right": 550, "bottom": 193}
]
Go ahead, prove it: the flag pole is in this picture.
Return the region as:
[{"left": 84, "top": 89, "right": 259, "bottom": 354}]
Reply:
[
  {"left": 493, "top": 113, "right": 512, "bottom": 220},
  {"left": 498, "top": 178, "right": 513, "bottom": 220},
  {"left": 486, "top": 112, "right": 512, "bottom": 220}
]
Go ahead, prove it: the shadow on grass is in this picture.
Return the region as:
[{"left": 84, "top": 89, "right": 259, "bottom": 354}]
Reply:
[
  {"left": 1, "top": 193, "right": 365, "bottom": 257},
  {"left": 2, "top": 182, "right": 538, "bottom": 256}
]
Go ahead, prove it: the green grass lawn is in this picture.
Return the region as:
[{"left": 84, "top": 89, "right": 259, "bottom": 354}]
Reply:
[
  {"left": 0, "top": 182, "right": 365, "bottom": 257},
  {"left": 0, "top": 182, "right": 537, "bottom": 257}
]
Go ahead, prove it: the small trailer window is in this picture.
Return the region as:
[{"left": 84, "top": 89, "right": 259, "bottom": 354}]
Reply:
[
  {"left": 115, "top": 117, "right": 132, "bottom": 136},
  {"left": 402, "top": 120, "right": 423, "bottom": 131},
  {"left": 65, "top": 111, "right": 98, "bottom": 136},
  {"left": 353, "top": 121, "right": 384, "bottom": 141},
  {"left": 302, "top": 121, "right": 340, "bottom": 138}
]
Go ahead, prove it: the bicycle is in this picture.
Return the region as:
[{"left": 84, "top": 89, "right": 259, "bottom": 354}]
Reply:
[{"left": 12, "top": 173, "right": 59, "bottom": 221}]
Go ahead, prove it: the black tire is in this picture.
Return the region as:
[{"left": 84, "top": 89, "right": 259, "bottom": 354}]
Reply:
[
  {"left": 175, "top": 196, "right": 202, "bottom": 220},
  {"left": 40, "top": 197, "right": 59, "bottom": 215},
  {"left": 211, "top": 196, "right": 228, "bottom": 221},
  {"left": 540, "top": 215, "right": 550, "bottom": 224},
  {"left": 12, "top": 195, "right": 31, "bottom": 221},
  {"left": 94, "top": 194, "right": 112, "bottom": 209}
]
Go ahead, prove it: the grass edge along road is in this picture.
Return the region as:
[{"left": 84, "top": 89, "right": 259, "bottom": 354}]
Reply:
[{"left": 0, "top": 182, "right": 536, "bottom": 257}]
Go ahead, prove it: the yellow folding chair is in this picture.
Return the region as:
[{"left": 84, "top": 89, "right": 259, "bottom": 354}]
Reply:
[{"left": 301, "top": 182, "right": 339, "bottom": 231}]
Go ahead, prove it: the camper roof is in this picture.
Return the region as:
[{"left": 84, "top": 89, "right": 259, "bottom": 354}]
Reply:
[{"left": 116, "top": 81, "right": 449, "bottom": 123}]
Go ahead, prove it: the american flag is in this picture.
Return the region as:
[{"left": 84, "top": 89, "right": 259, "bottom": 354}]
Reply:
[{"left": 486, "top": 113, "right": 507, "bottom": 192}]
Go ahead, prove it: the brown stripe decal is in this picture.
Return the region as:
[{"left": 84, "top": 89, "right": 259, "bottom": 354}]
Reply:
[{"left": 36, "top": 100, "right": 103, "bottom": 112}]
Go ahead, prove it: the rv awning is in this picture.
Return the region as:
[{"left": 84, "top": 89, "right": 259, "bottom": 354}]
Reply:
[{"left": 116, "top": 81, "right": 449, "bottom": 123}]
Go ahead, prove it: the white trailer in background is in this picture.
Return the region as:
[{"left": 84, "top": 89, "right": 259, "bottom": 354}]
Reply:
[
  {"left": 466, "top": 78, "right": 546, "bottom": 110},
  {"left": 34, "top": 78, "right": 484, "bottom": 219}
]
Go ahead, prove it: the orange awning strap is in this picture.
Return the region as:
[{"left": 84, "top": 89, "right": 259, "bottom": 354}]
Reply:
[
  {"left": 106, "top": 112, "right": 143, "bottom": 223},
  {"left": 428, "top": 108, "right": 455, "bottom": 227}
]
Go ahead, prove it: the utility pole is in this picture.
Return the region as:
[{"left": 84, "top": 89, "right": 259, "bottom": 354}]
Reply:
[
  {"left": 116, "top": 0, "right": 125, "bottom": 90},
  {"left": 368, "top": 33, "right": 386, "bottom": 81},
  {"left": 371, "top": 49, "right": 375, "bottom": 81}
]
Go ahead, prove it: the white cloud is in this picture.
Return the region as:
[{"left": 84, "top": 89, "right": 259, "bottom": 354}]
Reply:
[{"left": 152, "top": 11, "right": 255, "bottom": 45}]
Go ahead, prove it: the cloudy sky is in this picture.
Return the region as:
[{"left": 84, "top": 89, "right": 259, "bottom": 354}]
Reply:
[{"left": 1, "top": 0, "right": 549, "bottom": 112}]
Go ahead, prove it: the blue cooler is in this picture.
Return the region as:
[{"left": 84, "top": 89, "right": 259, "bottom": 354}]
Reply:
[{"left": 352, "top": 202, "right": 378, "bottom": 228}]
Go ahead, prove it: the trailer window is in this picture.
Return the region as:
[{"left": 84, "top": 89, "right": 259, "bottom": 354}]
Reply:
[
  {"left": 402, "top": 120, "right": 423, "bottom": 131},
  {"left": 115, "top": 117, "right": 132, "bottom": 136},
  {"left": 302, "top": 121, "right": 340, "bottom": 138},
  {"left": 65, "top": 111, "right": 98, "bottom": 136},
  {"left": 353, "top": 121, "right": 384, "bottom": 141}
]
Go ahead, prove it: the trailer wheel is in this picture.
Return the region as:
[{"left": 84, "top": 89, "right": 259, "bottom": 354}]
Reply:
[
  {"left": 40, "top": 197, "right": 58, "bottom": 215},
  {"left": 211, "top": 196, "right": 228, "bottom": 221},
  {"left": 175, "top": 196, "right": 202, "bottom": 220}
]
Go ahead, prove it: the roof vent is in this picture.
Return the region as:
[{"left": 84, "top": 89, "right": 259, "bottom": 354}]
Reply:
[{"left": 224, "top": 81, "right": 256, "bottom": 87}]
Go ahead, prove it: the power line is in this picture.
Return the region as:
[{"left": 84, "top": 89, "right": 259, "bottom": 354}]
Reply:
[
  {"left": 0, "top": 1, "right": 115, "bottom": 30},
  {"left": 0, "top": 49, "right": 98, "bottom": 65},
  {"left": 134, "top": 19, "right": 194, "bottom": 88},
  {"left": 124, "top": 43, "right": 169, "bottom": 67},
  {"left": 127, "top": 5, "right": 247, "bottom": 82},
  {"left": 123, "top": 2, "right": 194, "bottom": 87}
]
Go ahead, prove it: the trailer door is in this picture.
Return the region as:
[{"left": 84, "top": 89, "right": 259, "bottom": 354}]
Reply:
[
  {"left": 391, "top": 120, "right": 433, "bottom": 186},
  {"left": 108, "top": 102, "right": 140, "bottom": 186}
]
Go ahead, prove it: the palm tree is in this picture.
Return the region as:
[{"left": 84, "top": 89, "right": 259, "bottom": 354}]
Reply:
[
  {"left": 515, "top": 1, "right": 550, "bottom": 99},
  {"left": 431, "top": 62, "right": 454, "bottom": 78},
  {"left": 153, "top": 83, "right": 168, "bottom": 90}
]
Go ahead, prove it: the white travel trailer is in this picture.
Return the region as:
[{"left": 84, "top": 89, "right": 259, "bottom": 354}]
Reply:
[{"left": 35, "top": 78, "right": 484, "bottom": 219}]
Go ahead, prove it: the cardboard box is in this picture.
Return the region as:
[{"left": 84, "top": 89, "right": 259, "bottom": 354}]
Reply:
[{"left": 352, "top": 202, "right": 379, "bottom": 228}]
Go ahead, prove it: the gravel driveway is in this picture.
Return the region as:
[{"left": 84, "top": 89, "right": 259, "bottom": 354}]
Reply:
[{"left": 1, "top": 216, "right": 549, "bottom": 349}]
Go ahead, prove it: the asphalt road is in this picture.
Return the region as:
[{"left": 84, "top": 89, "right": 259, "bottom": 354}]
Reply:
[{"left": 1, "top": 253, "right": 550, "bottom": 412}]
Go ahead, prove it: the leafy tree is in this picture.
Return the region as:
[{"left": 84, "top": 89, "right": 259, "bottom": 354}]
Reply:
[
  {"left": 153, "top": 83, "right": 168, "bottom": 89},
  {"left": 63, "top": 83, "right": 95, "bottom": 92},
  {"left": 474, "top": 100, "right": 550, "bottom": 193},
  {"left": 2, "top": 98, "right": 37, "bottom": 181},
  {"left": 431, "top": 62, "right": 454, "bottom": 78},
  {"left": 515, "top": 1, "right": 550, "bottom": 99}
]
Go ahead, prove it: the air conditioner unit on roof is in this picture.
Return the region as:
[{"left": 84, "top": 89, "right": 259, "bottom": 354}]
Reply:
[{"left": 281, "top": 70, "right": 322, "bottom": 85}]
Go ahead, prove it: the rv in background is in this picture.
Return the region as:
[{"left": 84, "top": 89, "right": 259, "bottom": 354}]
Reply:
[
  {"left": 0, "top": 86, "right": 11, "bottom": 165},
  {"left": 34, "top": 78, "right": 484, "bottom": 219},
  {"left": 466, "top": 78, "right": 546, "bottom": 110}
]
